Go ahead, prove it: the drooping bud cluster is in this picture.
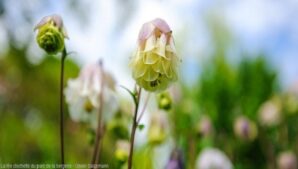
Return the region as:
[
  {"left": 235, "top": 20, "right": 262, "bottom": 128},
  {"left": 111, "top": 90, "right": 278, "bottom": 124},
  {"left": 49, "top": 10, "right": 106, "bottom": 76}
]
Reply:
[
  {"left": 130, "top": 18, "right": 180, "bottom": 92},
  {"left": 34, "top": 14, "right": 68, "bottom": 54},
  {"left": 64, "top": 63, "right": 118, "bottom": 130},
  {"left": 233, "top": 116, "right": 258, "bottom": 141}
]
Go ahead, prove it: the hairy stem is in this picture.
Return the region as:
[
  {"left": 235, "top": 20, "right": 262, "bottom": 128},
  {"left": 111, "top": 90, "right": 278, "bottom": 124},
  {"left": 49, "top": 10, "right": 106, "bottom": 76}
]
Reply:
[
  {"left": 127, "top": 87, "right": 142, "bottom": 169},
  {"left": 60, "top": 48, "right": 67, "bottom": 169},
  {"left": 91, "top": 61, "right": 105, "bottom": 169}
]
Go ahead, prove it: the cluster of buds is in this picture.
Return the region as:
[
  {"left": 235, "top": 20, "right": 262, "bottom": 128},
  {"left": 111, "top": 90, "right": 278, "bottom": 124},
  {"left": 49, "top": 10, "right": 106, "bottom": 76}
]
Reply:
[
  {"left": 233, "top": 116, "right": 258, "bottom": 141},
  {"left": 34, "top": 14, "right": 68, "bottom": 54},
  {"left": 130, "top": 18, "right": 180, "bottom": 92},
  {"left": 64, "top": 63, "right": 118, "bottom": 130}
]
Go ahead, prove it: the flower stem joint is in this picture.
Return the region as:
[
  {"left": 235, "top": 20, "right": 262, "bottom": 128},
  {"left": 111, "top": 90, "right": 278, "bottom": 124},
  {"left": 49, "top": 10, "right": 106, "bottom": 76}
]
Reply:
[{"left": 34, "top": 14, "right": 69, "bottom": 55}]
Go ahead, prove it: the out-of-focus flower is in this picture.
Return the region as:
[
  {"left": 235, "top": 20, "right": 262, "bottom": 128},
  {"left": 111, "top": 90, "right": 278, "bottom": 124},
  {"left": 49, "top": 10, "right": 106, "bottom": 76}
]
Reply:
[
  {"left": 65, "top": 63, "right": 118, "bottom": 130},
  {"left": 148, "top": 112, "right": 168, "bottom": 145},
  {"left": 283, "top": 94, "right": 298, "bottom": 115},
  {"left": 197, "top": 116, "right": 213, "bottom": 138},
  {"left": 196, "top": 148, "right": 233, "bottom": 169},
  {"left": 115, "top": 140, "right": 130, "bottom": 162},
  {"left": 166, "top": 148, "right": 185, "bottom": 169},
  {"left": 157, "top": 91, "right": 172, "bottom": 110},
  {"left": 169, "top": 84, "right": 182, "bottom": 103},
  {"left": 34, "top": 14, "right": 68, "bottom": 54},
  {"left": 130, "top": 18, "right": 180, "bottom": 92},
  {"left": 277, "top": 151, "right": 297, "bottom": 169},
  {"left": 258, "top": 97, "right": 282, "bottom": 127},
  {"left": 233, "top": 116, "right": 258, "bottom": 141},
  {"left": 107, "top": 114, "right": 129, "bottom": 139}
]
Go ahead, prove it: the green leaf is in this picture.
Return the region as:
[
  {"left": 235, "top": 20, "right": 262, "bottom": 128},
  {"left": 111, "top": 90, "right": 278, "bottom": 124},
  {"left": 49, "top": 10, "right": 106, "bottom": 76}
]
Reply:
[{"left": 138, "top": 124, "right": 145, "bottom": 131}]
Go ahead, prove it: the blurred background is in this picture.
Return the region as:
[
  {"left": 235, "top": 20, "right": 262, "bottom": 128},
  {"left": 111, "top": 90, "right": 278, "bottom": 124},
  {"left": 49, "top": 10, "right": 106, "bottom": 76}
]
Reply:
[{"left": 0, "top": 0, "right": 298, "bottom": 169}]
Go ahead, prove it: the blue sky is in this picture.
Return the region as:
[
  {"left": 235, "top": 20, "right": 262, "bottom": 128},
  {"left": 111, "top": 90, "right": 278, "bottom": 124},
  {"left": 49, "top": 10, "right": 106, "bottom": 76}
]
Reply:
[{"left": 1, "top": 0, "right": 298, "bottom": 88}]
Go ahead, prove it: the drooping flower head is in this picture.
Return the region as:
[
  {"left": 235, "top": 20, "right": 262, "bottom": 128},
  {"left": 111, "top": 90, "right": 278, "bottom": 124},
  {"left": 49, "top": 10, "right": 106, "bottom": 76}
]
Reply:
[
  {"left": 65, "top": 62, "right": 118, "bottom": 129},
  {"left": 34, "top": 14, "right": 68, "bottom": 54},
  {"left": 130, "top": 18, "right": 180, "bottom": 92}
]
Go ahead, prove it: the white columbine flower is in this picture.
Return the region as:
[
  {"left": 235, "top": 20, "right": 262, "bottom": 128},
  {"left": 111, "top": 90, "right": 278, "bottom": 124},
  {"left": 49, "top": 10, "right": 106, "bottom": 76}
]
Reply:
[
  {"left": 196, "top": 148, "right": 233, "bottom": 169},
  {"left": 65, "top": 63, "right": 118, "bottom": 129}
]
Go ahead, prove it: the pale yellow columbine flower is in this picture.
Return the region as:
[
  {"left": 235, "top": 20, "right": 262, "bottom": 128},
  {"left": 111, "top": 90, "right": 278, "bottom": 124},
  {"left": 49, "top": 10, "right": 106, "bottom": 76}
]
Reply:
[
  {"left": 130, "top": 18, "right": 180, "bottom": 92},
  {"left": 64, "top": 63, "right": 118, "bottom": 130}
]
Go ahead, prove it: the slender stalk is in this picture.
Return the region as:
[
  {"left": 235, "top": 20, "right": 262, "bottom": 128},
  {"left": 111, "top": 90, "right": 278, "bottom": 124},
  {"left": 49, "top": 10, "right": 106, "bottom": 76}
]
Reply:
[
  {"left": 60, "top": 48, "right": 67, "bottom": 169},
  {"left": 137, "top": 93, "right": 151, "bottom": 123},
  {"left": 91, "top": 61, "right": 105, "bottom": 169},
  {"left": 127, "top": 87, "right": 142, "bottom": 169}
]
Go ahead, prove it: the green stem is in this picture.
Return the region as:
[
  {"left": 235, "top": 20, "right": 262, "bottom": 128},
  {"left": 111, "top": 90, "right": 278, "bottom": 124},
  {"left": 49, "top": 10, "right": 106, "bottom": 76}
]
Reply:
[
  {"left": 127, "top": 87, "right": 142, "bottom": 169},
  {"left": 91, "top": 61, "right": 105, "bottom": 169},
  {"left": 60, "top": 48, "right": 67, "bottom": 169}
]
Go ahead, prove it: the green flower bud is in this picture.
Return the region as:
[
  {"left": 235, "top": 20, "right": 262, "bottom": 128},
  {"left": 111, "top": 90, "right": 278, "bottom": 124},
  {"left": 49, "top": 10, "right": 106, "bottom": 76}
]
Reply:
[
  {"left": 34, "top": 14, "right": 68, "bottom": 55},
  {"left": 157, "top": 92, "right": 172, "bottom": 110}
]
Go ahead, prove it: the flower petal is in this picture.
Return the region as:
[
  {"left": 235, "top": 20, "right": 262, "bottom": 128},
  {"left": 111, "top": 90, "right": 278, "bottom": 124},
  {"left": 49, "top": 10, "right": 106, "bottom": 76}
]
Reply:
[
  {"left": 143, "top": 67, "right": 159, "bottom": 81},
  {"left": 155, "top": 33, "right": 167, "bottom": 58},
  {"left": 143, "top": 52, "right": 159, "bottom": 65},
  {"left": 144, "top": 35, "right": 156, "bottom": 52},
  {"left": 152, "top": 18, "right": 171, "bottom": 34}
]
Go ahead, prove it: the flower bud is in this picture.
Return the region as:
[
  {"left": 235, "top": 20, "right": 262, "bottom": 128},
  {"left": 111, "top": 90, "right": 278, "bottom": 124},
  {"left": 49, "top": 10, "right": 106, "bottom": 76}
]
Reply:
[
  {"left": 115, "top": 140, "right": 130, "bottom": 162},
  {"left": 34, "top": 14, "right": 68, "bottom": 54},
  {"left": 277, "top": 151, "right": 297, "bottom": 169},
  {"left": 147, "top": 112, "right": 168, "bottom": 145},
  {"left": 233, "top": 116, "right": 258, "bottom": 141},
  {"left": 157, "top": 92, "right": 172, "bottom": 110},
  {"left": 130, "top": 18, "right": 180, "bottom": 92}
]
